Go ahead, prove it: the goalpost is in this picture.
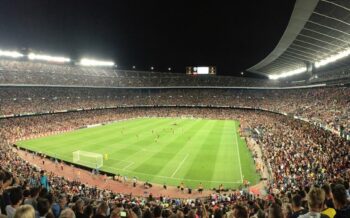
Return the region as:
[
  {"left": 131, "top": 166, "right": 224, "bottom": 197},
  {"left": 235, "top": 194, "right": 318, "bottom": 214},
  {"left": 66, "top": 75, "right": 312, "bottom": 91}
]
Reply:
[{"left": 72, "top": 150, "right": 103, "bottom": 169}]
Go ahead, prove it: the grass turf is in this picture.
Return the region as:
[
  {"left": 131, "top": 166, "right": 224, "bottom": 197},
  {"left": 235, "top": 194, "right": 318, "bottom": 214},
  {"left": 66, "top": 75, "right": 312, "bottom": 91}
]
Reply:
[{"left": 16, "top": 117, "right": 260, "bottom": 189}]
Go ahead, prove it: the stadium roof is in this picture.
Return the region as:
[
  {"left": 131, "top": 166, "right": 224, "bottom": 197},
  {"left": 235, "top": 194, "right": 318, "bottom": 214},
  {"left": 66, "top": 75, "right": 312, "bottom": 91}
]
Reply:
[{"left": 247, "top": 0, "right": 350, "bottom": 79}]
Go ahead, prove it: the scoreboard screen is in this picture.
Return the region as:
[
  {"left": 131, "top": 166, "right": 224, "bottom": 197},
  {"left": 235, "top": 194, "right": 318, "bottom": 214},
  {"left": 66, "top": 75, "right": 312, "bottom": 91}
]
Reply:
[
  {"left": 186, "top": 66, "right": 216, "bottom": 75},
  {"left": 197, "top": 67, "right": 209, "bottom": 74}
]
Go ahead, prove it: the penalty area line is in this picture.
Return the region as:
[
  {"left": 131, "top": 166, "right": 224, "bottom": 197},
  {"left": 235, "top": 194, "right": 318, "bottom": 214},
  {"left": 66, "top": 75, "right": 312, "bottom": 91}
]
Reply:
[{"left": 171, "top": 154, "right": 189, "bottom": 178}]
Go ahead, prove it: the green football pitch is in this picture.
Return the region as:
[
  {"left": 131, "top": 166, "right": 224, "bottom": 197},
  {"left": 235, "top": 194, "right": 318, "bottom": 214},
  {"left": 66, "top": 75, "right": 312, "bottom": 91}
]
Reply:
[{"left": 16, "top": 117, "right": 260, "bottom": 189}]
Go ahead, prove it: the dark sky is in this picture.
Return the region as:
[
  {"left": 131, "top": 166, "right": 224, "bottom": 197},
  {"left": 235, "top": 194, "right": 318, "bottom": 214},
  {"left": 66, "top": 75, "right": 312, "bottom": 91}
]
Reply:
[{"left": 0, "top": 0, "right": 295, "bottom": 76}]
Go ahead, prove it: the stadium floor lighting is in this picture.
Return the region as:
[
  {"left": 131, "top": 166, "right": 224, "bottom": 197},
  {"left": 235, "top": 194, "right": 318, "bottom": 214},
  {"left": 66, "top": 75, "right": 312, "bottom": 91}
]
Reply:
[
  {"left": 268, "top": 67, "right": 307, "bottom": 80},
  {"left": 80, "top": 58, "right": 115, "bottom": 67},
  {"left": 28, "top": 53, "right": 70, "bottom": 63},
  {"left": 0, "top": 50, "right": 24, "bottom": 58}
]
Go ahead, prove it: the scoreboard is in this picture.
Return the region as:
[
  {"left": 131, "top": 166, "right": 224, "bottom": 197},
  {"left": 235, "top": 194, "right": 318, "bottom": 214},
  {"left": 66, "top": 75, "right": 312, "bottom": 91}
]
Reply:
[{"left": 186, "top": 66, "right": 216, "bottom": 75}]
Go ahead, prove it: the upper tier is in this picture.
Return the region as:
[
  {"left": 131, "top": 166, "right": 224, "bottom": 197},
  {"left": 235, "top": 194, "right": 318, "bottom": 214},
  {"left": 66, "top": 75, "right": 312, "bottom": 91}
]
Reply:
[{"left": 0, "top": 59, "right": 293, "bottom": 87}]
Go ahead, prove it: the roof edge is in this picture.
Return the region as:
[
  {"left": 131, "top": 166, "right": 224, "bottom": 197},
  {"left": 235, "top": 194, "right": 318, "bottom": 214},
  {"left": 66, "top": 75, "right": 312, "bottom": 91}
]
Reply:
[{"left": 247, "top": 0, "right": 319, "bottom": 74}]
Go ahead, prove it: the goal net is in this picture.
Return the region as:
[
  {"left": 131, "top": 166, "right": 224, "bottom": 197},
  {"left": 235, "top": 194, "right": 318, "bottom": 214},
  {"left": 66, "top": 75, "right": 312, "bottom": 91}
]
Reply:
[{"left": 72, "top": 150, "right": 103, "bottom": 169}]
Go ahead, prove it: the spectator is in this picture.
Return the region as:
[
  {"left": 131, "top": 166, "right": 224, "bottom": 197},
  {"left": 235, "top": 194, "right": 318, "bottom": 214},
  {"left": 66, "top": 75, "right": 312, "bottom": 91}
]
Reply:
[
  {"left": 321, "top": 184, "right": 336, "bottom": 218},
  {"left": 110, "top": 208, "right": 121, "bottom": 218},
  {"left": 290, "top": 195, "right": 307, "bottom": 218},
  {"left": 24, "top": 187, "right": 40, "bottom": 210},
  {"left": 59, "top": 208, "right": 76, "bottom": 218},
  {"left": 322, "top": 184, "right": 334, "bottom": 209},
  {"left": 40, "top": 171, "right": 50, "bottom": 192},
  {"left": 5, "top": 187, "right": 23, "bottom": 218},
  {"left": 232, "top": 204, "right": 248, "bottom": 218},
  {"left": 268, "top": 203, "right": 283, "bottom": 218},
  {"left": 153, "top": 206, "right": 162, "bottom": 218},
  {"left": 72, "top": 199, "right": 84, "bottom": 218},
  {"left": 93, "top": 201, "right": 108, "bottom": 218},
  {"left": 83, "top": 205, "right": 94, "bottom": 218},
  {"left": 13, "top": 205, "right": 35, "bottom": 218},
  {"left": 298, "top": 187, "right": 326, "bottom": 218},
  {"left": 52, "top": 194, "right": 68, "bottom": 218},
  {"left": 37, "top": 198, "right": 52, "bottom": 218},
  {"left": 332, "top": 184, "right": 350, "bottom": 218}
]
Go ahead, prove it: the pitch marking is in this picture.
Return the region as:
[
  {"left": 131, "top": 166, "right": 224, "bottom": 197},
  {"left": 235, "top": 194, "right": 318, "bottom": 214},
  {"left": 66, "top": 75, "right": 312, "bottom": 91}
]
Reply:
[
  {"left": 171, "top": 154, "right": 189, "bottom": 178},
  {"left": 233, "top": 123, "right": 244, "bottom": 183}
]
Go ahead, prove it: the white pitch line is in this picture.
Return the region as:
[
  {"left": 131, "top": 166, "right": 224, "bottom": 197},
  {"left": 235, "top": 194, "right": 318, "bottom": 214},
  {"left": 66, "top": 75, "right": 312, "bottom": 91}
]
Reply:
[
  {"left": 171, "top": 154, "right": 189, "bottom": 178},
  {"left": 122, "top": 161, "right": 134, "bottom": 170},
  {"left": 233, "top": 124, "right": 244, "bottom": 183}
]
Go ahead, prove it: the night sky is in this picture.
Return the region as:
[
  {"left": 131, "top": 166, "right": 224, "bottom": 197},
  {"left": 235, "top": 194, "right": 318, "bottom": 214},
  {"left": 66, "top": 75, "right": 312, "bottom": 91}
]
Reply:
[{"left": 0, "top": 0, "right": 295, "bottom": 76}]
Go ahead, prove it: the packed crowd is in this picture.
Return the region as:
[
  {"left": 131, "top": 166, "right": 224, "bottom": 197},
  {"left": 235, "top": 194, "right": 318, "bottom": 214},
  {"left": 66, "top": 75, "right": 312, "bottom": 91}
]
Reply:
[
  {"left": 1, "top": 56, "right": 350, "bottom": 88},
  {"left": 245, "top": 112, "right": 350, "bottom": 191},
  {"left": 310, "top": 65, "right": 350, "bottom": 84},
  {"left": 0, "top": 59, "right": 288, "bottom": 87},
  {"left": 0, "top": 86, "right": 349, "bottom": 136},
  {"left": 0, "top": 108, "right": 349, "bottom": 218}
]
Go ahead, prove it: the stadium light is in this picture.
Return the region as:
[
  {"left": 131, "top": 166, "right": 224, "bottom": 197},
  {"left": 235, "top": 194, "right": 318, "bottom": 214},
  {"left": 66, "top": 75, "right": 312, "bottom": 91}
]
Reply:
[
  {"left": 268, "top": 67, "right": 307, "bottom": 80},
  {"left": 0, "top": 50, "right": 24, "bottom": 58},
  {"left": 28, "top": 53, "right": 70, "bottom": 63},
  {"left": 315, "top": 48, "right": 350, "bottom": 68},
  {"left": 79, "top": 58, "right": 115, "bottom": 67}
]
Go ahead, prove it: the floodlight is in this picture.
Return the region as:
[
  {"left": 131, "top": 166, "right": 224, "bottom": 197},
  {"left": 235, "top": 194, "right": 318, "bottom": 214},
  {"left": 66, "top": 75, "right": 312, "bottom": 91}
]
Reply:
[
  {"left": 151, "top": 66, "right": 154, "bottom": 70},
  {"left": 168, "top": 67, "right": 171, "bottom": 71},
  {"left": 0, "top": 50, "right": 24, "bottom": 58},
  {"left": 132, "top": 66, "right": 136, "bottom": 69},
  {"left": 315, "top": 48, "right": 350, "bottom": 68},
  {"left": 268, "top": 67, "right": 307, "bottom": 80},
  {"left": 79, "top": 58, "right": 115, "bottom": 67},
  {"left": 28, "top": 53, "right": 70, "bottom": 63},
  {"left": 240, "top": 72, "right": 244, "bottom": 75}
]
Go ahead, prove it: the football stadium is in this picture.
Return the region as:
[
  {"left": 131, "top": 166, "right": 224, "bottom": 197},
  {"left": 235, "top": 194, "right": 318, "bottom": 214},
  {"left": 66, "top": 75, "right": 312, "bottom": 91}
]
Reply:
[{"left": 0, "top": 1, "right": 350, "bottom": 218}]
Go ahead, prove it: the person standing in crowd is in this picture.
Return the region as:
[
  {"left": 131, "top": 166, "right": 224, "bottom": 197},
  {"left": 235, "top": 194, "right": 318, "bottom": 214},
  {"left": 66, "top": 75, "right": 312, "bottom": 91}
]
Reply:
[
  {"left": 290, "top": 195, "right": 307, "bottom": 218},
  {"left": 40, "top": 171, "right": 49, "bottom": 192},
  {"left": 5, "top": 187, "right": 23, "bottom": 218},
  {"left": 298, "top": 187, "right": 327, "bottom": 218},
  {"left": 268, "top": 203, "right": 284, "bottom": 218},
  {"left": 93, "top": 201, "right": 108, "bottom": 218},
  {"left": 52, "top": 194, "right": 67, "bottom": 218},
  {"left": 58, "top": 208, "right": 75, "bottom": 218},
  {"left": 332, "top": 184, "right": 350, "bottom": 218},
  {"left": 37, "top": 198, "right": 52, "bottom": 218},
  {"left": 23, "top": 187, "right": 40, "bottom": 210},
  {"left": 232, "top": 204, "right": 248, "bottom": 218},
  {"left": 13, "top": 205, "right": 35, "bottom": 218},
  {"left": 72, "top": 199, "right": 84, "bottom": 218}
]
